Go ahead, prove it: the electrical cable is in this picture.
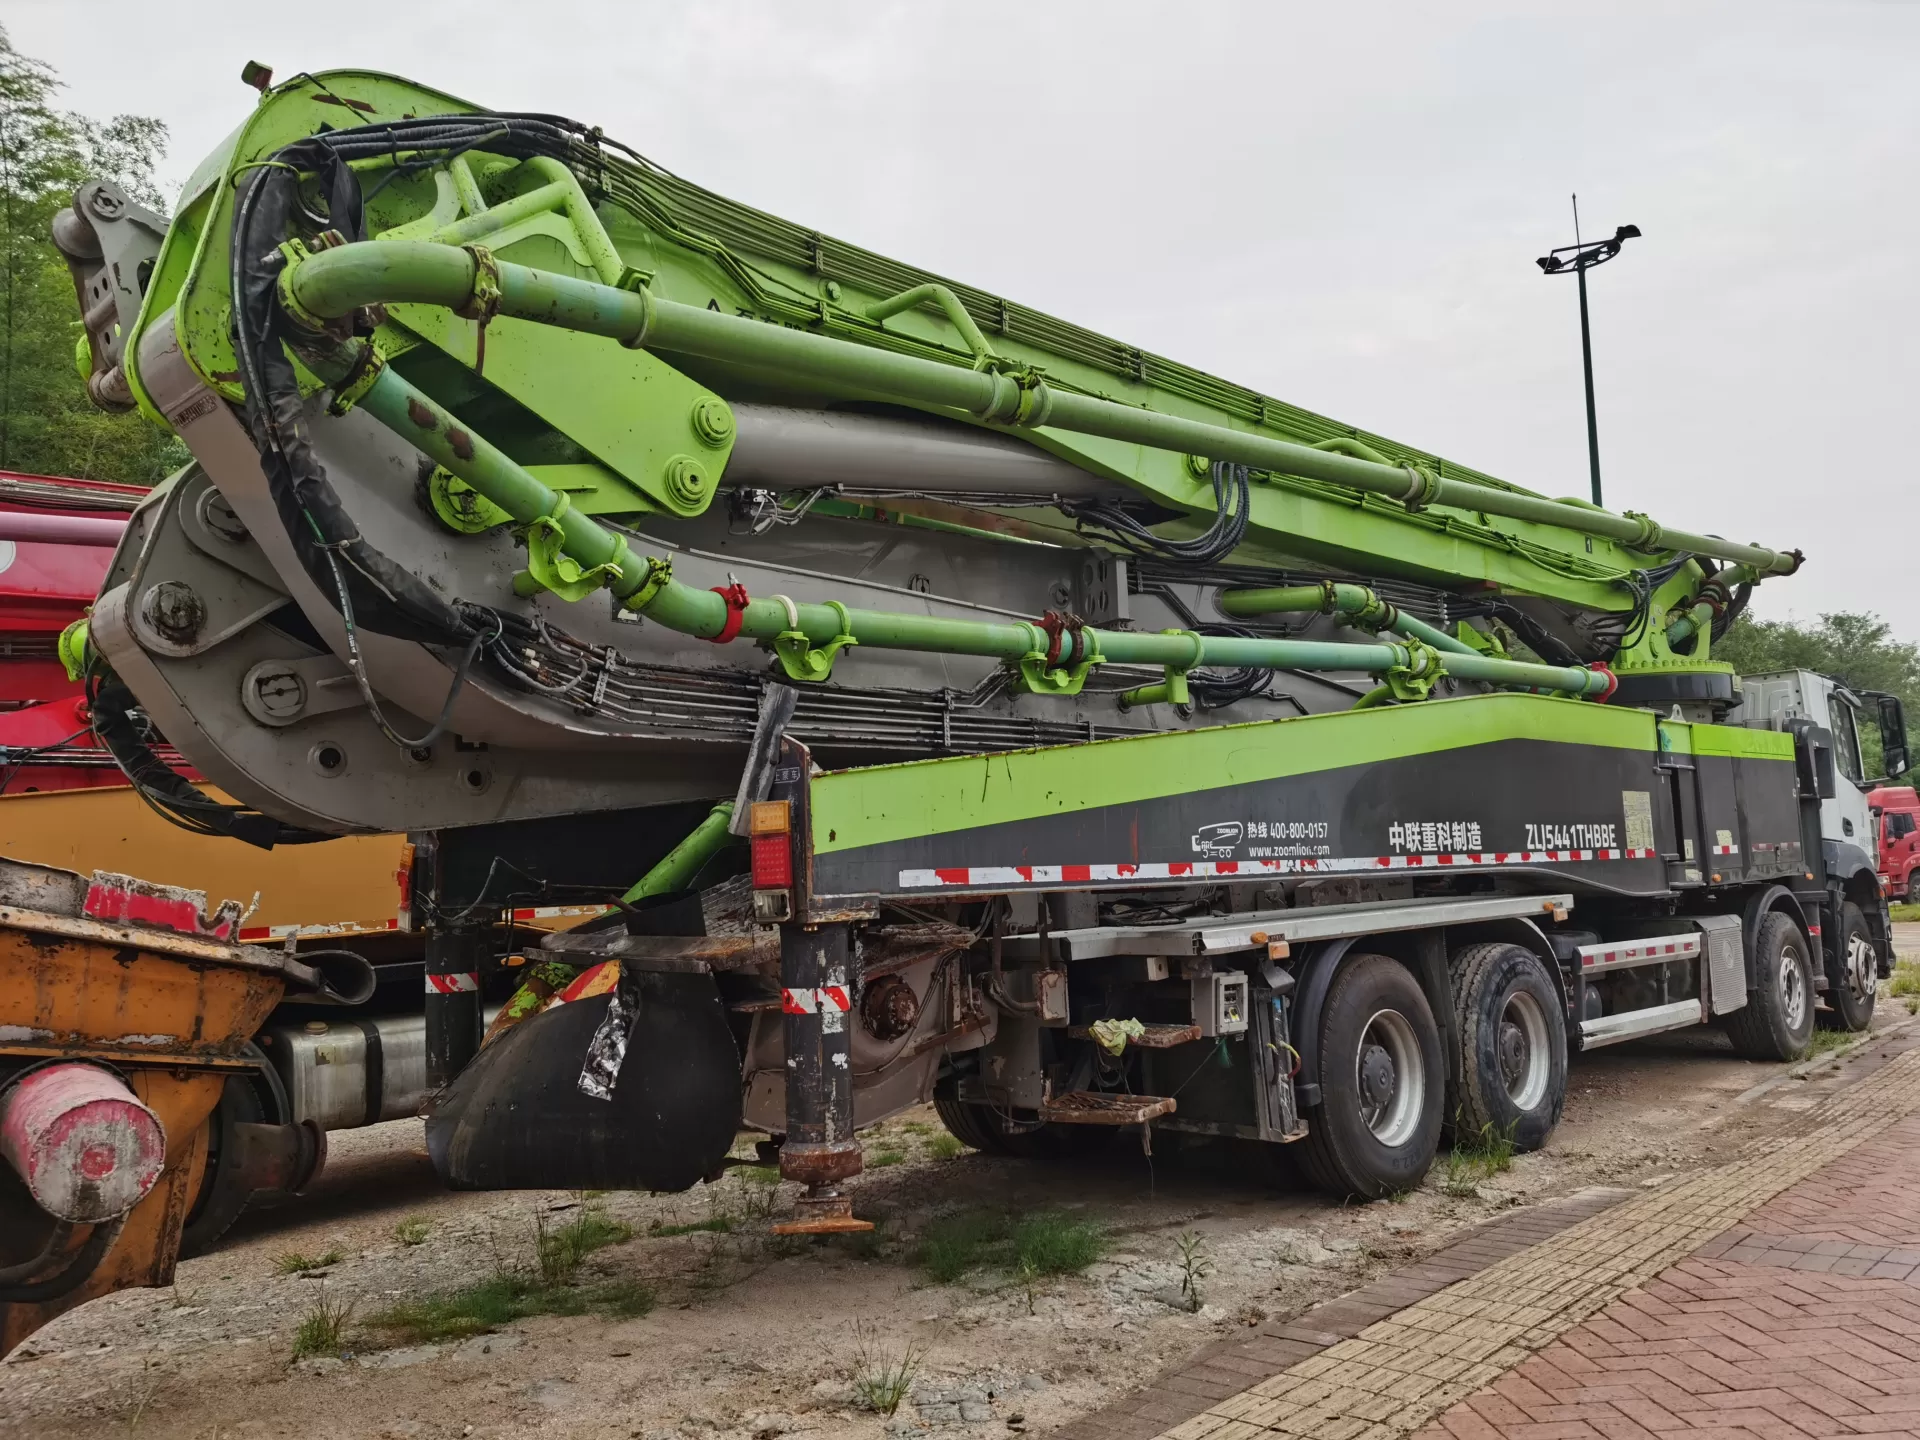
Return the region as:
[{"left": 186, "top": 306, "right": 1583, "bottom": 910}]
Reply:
[
  {"left": 1062, "top": 460, "right": 1250, "bottom": 566},
  {"left": 321, "top": 548, "right": 499, "bottom": 750}
]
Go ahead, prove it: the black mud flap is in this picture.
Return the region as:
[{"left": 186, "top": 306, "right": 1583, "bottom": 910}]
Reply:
[{"left": 426, "top": 971, "right": 741, "bottom": 1192}]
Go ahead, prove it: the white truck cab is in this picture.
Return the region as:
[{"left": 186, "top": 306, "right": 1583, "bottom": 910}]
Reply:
[{"left": 1735, "top": 669, "right": 1909, "bottom": 867}]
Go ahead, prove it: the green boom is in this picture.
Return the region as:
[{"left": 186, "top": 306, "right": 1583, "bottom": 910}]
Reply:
[{"left": 287, "top": 240, "right": 1796, "bottom": 578}]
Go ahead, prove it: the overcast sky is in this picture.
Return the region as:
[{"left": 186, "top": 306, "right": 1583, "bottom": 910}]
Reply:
[{"left": 15, "top": 2, "right": 1917, "bottom": 633}]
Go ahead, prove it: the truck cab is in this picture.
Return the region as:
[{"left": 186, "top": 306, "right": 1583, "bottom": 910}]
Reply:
[
  {"left": 1869, "top": 785, "right": 1920, "bottom": 900},
  {"left": 1736, "top": 669, "right": 1909, "bottom": 872}
]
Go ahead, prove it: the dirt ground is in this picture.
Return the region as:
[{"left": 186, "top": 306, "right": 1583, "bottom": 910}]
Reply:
[{"left": 5, "top": 932, "right": 1918, "bottom": 1440}]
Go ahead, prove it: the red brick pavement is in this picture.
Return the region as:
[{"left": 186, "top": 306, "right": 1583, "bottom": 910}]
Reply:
[{"left": 1414, "top": 1111, "right": 1920, "bottom": 1439}]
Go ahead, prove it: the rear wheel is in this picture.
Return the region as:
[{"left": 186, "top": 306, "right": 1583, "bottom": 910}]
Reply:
[
  {"left": 1821, "top": 901, "right": 1877, "bottom": 1032},
  {"left": 1725, "top": 911, "right": 1815, "bottom": 1061},
  {"left": 1448, "top": 943, "right": 1568, "bottom": 1151},
  {"left": 1297, "top": 954, "right": 1444, "bottom": 1199},
  {"left": 179, "top": 1071, "right": 269, "bottom": 1258}
]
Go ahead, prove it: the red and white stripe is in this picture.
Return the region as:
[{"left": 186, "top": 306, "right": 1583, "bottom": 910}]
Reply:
[
  {"left": 1578, "top": 934, "right": 1702, "bottom": 969},
  {"left": 1710, "top": 843, "right": 1741, "bottom": 856},
  {"left": 899, "top": 847, "right": 1658, "bottom": 890},
  {"left": 781, "top": 985, "right": 852, "bottom": 1014},
  {"left": 425, "top": 972, "right": 480, "bottom": 994}
]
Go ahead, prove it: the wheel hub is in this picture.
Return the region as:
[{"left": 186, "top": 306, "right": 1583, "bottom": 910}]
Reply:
[
  {"left": 1848, "top": 932, "right": 1875, "bottom": 998},
  {"left": 1358, "top": 1043, "right": 1397, "bottom": 1107},
  {"left": 1780, "top": 948, "right": 1808, "bottom": 1030},
  {"left": 1498, "top": 1020, "right": 1528, "bottom": 1089}
]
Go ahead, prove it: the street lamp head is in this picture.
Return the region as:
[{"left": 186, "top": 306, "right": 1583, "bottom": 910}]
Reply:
[
  {"left": 1535, "top": 254, "right": 1564, "bottom": 273},
  {"left": 1614, "top": 224, "right": 1642, "bottom": 241}
]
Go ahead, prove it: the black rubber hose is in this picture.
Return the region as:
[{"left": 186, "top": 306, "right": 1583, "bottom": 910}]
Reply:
[
  {"left": 294, "top": 948, "right": 380, "bottom": 1006},
  {"left": 0, "top": 1217, "right": 123, "bottom": 1303}
]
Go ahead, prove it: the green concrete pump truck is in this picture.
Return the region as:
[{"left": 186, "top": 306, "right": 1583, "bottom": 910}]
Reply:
[{"left": 48, "top": 66, "right": 1910, "bottom": 1221}]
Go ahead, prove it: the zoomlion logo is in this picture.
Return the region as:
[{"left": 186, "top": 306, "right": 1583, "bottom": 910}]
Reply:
[{"left": 1191, "top": 821, "right": 1244, "bottom": 860}]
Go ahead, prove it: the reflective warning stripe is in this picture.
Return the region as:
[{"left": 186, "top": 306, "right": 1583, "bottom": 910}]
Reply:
[
  {"left": 1710, "top": 844, "right": 1741, "bottom": 856},
  {"left": 425, "top": 972, "right": 480, "bottom": 994},
  {"left": 1577, "top": 933, "right": 1703, "bottom": 969},
  {"left": 781, "top": 986, "right": 851, "bottom": 1014},
  {"left": 898, "top": 847, "right": 1659, "bottom": 890}
]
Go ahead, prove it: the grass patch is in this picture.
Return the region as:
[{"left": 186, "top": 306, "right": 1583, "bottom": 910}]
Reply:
[
  {"left": 363, "top": 1273, "right": 656, "bottom": 1344},
  {"left": 901, "top": 1121, "right": 933, "bottom": 1136},
  {"left": 869, "top": 1149, "right": 906, "bottom": 1169},
  {"left": 1888, "top": 959, "right": 1920, "bottom": 998},
  {"left": 276, "top": 1248, "right": 345, "bottom": 1275},
  {"left": 536, "top": 1207, "right": 632, "bottom": 1284},
  {"left": 1888, "top": 903, "right": 1920, "bottom": 923},
  {"left": 918, "top": 1208, "right": 1107, "bottom": 1284},
  {"left": 925, "top": 1133, "right": 965, "bottom": 1162},
  {"left": 1806, "top": 1027, "right": 1856, "bottom": 1058},
  {"left": 1442, "top": 1119, "right": 1518, "bottom": 1198},
  {"left": 649, "top": 1216, "right": 734, "bottom": 1238},
  {"left": 291, "top": 1292, "right": 352, "bottom": 1359},
  {"left": 393, "top": 1216, "right": 432, "bottom": 1247},
  {"left": 851, "top": 1319, "right": 924, "bottom": 1416}
]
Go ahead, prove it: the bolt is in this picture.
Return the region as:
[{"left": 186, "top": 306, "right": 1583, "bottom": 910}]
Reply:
[
  {"left": 199, "top": 489, "right": 249, "bottom": 544},
  {"left": 141, "top": 582, "right": 205, "bottom": 644},
  {"left": 248, "top": 664, "right": 307, "bottom": 722}
]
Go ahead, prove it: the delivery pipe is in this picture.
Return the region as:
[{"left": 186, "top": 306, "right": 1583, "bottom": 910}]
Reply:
[
  {"left": 282, "top": 242, "right": 1800, "bottom": 577},
  {"left": 0, "top": 512, "right": 126, "bottom": 547},
  {"left": 1218, "top": 583, "right": 1478, "bottom": 656}
]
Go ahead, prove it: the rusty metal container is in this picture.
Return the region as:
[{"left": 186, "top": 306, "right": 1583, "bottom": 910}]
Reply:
[{"left": 0, "top": 858, "right": 358, "bottom": 1356}]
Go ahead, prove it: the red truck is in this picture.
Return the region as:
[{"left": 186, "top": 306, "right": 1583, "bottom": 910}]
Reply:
[{"left": 1872, "top": 785, "right": 1920, "bottom": 900}]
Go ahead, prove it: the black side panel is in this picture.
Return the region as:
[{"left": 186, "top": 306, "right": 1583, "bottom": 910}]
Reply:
[
  {"left": 817, "top": 738, "right": 1672, "bottom": 903},
  {"left": 1734, "top": 758, "right": 1804, "bottom": 884}
]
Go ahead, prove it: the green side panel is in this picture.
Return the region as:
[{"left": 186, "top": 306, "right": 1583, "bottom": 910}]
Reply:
[
  {"left": 1658, "top": 721, "right": 1695, "bottom": 756},
  {"left": 812, "top": 692, "right": 1657, "bottom": 855},
  {"left": 389, "top": 305, "right": 733, "bottom": 517},
  {"left": 1692, "top": 724, "right": 1795, "bottom": 761}
]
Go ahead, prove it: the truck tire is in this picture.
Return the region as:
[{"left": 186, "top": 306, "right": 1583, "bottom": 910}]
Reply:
[
  {"left": 179, "top": 1073, "right": 269, "bottom": 1258},
  {"left": 1821, "top": 901, "right": 1877, "bottom": 1033},
  {"left": 931, "top": 1094, "right": 1102, "bottom": 1159},
  {"left": 1724, "top": 910, "right": 1815, "bottom": 1062},
  {"left": 1297, "top": 953, "right": 1444, "bottom": 1200},
  {"left": 1448, "top": 943, "right": 1568, "bottom": 1152}
]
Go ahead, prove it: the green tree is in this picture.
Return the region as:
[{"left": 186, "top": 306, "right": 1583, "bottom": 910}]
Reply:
[
  {"left": 1719, "top": 610, "right": 1920, "bottom": 778},
  {"left": 0, "top": 25, "right": 181, "bottom": 483}
]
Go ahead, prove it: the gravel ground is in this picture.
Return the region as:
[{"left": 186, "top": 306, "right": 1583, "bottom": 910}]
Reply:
[{"left": 4, "top": 935, "right": 1916, "bottom": 1440}]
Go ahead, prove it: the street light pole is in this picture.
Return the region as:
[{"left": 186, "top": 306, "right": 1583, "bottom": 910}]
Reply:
[
  {"left": 1575, "top": 261, "right": 1601, "bottom": 507},
  {"left": 1537, "top": 205, "right": 1640, "bottom": 510}
]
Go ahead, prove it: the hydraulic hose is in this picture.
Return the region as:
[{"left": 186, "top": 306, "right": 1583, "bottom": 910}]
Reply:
[{"left": 282, "top": 241, "right": 1801, "bottom": 578}]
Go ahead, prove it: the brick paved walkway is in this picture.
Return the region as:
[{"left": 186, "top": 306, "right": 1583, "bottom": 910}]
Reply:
[
  {"left": 1051, "top": 1188, "right": 1630, "bottom": 1440},
  {"left": 1412, "top": 1105, "right": 1920, "bottom": 1439},
  {"left": 1149, "top": 1043, "right": 1920, "bottom": 1440}
]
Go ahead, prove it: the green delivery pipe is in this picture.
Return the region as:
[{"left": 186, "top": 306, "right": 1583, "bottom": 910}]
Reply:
[
  {"left": 317, "top": 347, "right": 1609, "bottom": 698},
  {"left": 1217, "top": 583, "right": 1477, "bottom": 656},
  {"left": 283, "top": 243, "right": 1800, "bottom": 578},
  {"left": 621, "top": 801, "right": 735, "bottom": 903}
]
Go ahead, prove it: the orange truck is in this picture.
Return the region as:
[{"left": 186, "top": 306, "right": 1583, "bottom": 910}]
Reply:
[
  {"left": 0, "top": 858, "right": 374, "bottom": 1357},
  {"left": 0, "top": 473, "right": 610, "bottom": 1330}
]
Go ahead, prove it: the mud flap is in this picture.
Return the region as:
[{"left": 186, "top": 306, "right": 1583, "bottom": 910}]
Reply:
[{"left": 425, "top": 970, "right": 741, "bottom": 1192}]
